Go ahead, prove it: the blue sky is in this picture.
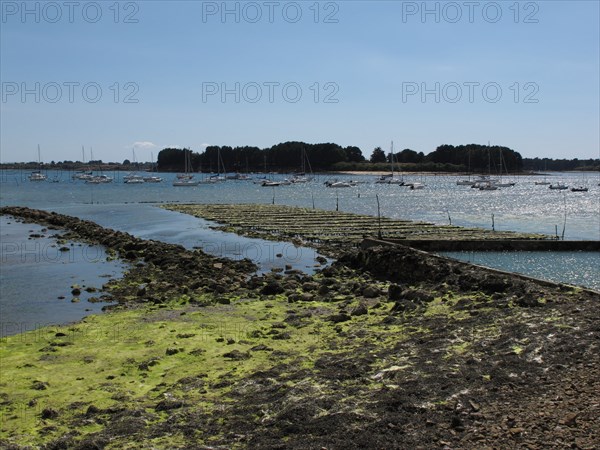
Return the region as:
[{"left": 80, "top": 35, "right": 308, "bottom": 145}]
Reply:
[{"left": 1, "top": 1, "right": 598, "bottom": 163}]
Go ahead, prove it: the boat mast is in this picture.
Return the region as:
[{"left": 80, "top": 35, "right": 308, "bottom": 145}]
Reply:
[{"left": 390, "top": 140, "right": 396, "bottom": 178}]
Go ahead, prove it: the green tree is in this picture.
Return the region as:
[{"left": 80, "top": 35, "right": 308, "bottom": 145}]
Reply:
[
  {"left": 370, "top": 147, "right": 386, "bottom": 163},
  {"left": 344, "top": 146, "right": 365, "bottom": 162}
]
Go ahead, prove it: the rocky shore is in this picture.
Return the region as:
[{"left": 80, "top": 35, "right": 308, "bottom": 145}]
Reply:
[{"left": 1, "top": 206, "right": 598, "bottom": 449}]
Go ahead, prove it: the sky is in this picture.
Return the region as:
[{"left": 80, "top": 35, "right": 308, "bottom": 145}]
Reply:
[{"left": 1, "top": 0, "right": 599, "bottom": 163}]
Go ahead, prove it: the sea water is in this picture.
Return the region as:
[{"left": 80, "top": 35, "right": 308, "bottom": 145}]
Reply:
[{"left": 1, "top": 170, "right": 598, "bottom": 333}]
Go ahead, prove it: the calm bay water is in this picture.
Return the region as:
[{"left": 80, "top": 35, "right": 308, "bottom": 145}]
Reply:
[
  {"left": 1, "top": 170, "right": 598, "bottom": 240},
  {"left": 1, "top": 170, "right": 598, "bottom": 334},
  {"left": 441, "top": 251, "right": 600, "bottom": 291},
  {"left": 0, "top": 216, "right": 124, "bottom": 336}
]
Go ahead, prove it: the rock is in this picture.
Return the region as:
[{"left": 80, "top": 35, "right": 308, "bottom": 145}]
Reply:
[
  {"left": 41, "top": 408, "right": 59, "bottom": 420},
  {"left": 261, "top": 281, "right": 285, "bottom": 295},
  {"left": 351, "top": 302, "right": 368, "bottom": 316},
  {"left": 271, "top": 331, "right": 291, "bottom": 340},
  {"left": 401, "top": 288, "right": 434, "bottom": 304},
  {"left": 381, "top": 315, "right": 399, "bottom": 325},
  {"left": 32, "top": 380, "right": 48, "bottom": 390},
  {"left": 71, "top": 288, "right": 81, "bottom": 296},
  {"left": 155, "top": 399, "right": 186, "bottom": 411},
  {"left": 329, "top": 313, "right": 351, "bottom": 323},
  {"left": 213, "top": 284, "right": 228, "bottom": 294},
  {"left": 517, "top": 296, "right": 543, "bottom": 307},
  {"left": 390, "top": 300, "right": 418, "bottom": 313},
  {"left": 223, "top": 350, "right": 250, "bottom": 360},
  {"left": 85, "top": 405, "right": 100, "bottom": 416},
  {"left": 479, "top": 275, "right": 510, "bottom": 294},
  {"left": 302, "top": 282, "right": 320, "bottom": 292},
  {"left": 317, "top": 284, "right": 330, "bottom": 295},
  {"left": 138, "top": 357, "right": 161, "bottom": 371},
  {"left": 166, "top": 348, "right": 182, "bottom": 356},
  {"left": 362, "top": 285, "right": 381, "bottom": 298},
  {"left": 315, "top": 256, "right": 328, "bottom": 264},
  {"left": 284, "top": 269, "right": 303, "bottom": 275},
  {"left": 250, "top": 344, "right": 273, "bottom": 352},
  {"left": 559, "top": 412, "right": 578, "bottom": 427},
  {"left": 450, "top": 416, "right": 464, "bottom": 432},
  {"left": 388, "top": 283, "right": 404, "bottom": 301}
]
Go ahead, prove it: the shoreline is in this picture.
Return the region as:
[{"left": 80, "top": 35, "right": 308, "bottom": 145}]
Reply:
[{"left": 2, "top": 166, "right": 598, "bottom": 175}]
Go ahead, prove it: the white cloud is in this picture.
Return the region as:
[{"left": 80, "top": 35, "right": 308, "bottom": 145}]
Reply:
[{"left": 132, "top": 141, "right": 157, "bottom": 149}]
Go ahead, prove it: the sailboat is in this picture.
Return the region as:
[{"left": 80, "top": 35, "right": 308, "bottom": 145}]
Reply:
[
  {"left": 173, "top": 149, "right": 200, "bottom": 186},
  {"left": 208, "top": 148, "right": 227, "bottom": 182},
  {"left": 571, "top": 172, "right": 589, "bottom": 192},
  {"left": 28, "top": 145, "right": 47, "bottom": 181},
  {"left": 290, "top": 147, "right": 314, "bottom": 183},
  {"left": 535, "top": 161, "right": 550, "bottom": 185},
  {"left": 549, "top": 182, "right": 568, "bottom": 190},
  {"left": 375, "top": 141, "right": 404, "bottom": 185},
  {"left": 457, "top": 148, "right": 474, "bottom": 186},
  {"left": 494, "top": 148, "right": 516, "bottom": 187},
  {"left": 143, "top": 152, "right": 163, "bottom": 182},
  {"left": 124, "top": 149, "right": 145, "bottom": 184},
  {"left": 73, "top": 146, "right": 94, "bottom": 181},
  {"left": 84, "top": 147, "right": 113, "bottom": 184},
  {"left": 473, "top": 143, "right": 499, "bottom": 190}
]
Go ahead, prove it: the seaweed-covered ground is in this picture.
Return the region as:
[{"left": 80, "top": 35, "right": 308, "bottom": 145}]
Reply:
[{"left": 1, "top": 206, "right": 599, "bottom": 449}]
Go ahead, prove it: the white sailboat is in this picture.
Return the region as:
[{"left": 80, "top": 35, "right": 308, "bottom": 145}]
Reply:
[
  {"left": 495, "top": 148, "right": 516, "bottom": 187},
  {"left": 143, "top": 152, "right": 163, "bottom": 182},
  {"left": 290, "top": 147, "right": 314, "bottom": 183},
  {"left": 28, "top": 145, "right": 47, "bottom": 181},
  {"left": 84, "top": 147, "right": 113, "bottom": 184},
  {"left": 375, "top": 141, "right": 404, "bottom": 185},
  {"left": 173, "top": 149, "right": 200, "bottom": 186},
  {"left": 124, "top": 149, "right": 145, "bottom": 184},
  {"left": 73, "top": 146, "right": 94, "bottom": 181},
  {"left": 457, "top": 148, "right": 474, "bottom": 185}
]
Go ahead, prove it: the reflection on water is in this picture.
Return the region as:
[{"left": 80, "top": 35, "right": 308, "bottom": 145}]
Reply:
[
  {"left": 441, "top": 251, "right": 600, "bottom": 291},
  {"left": 49, "top": 204, "right": 326, "bottom": 275}
]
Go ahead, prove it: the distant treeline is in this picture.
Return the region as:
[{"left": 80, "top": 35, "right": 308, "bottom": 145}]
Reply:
[
  {"left": 157, "top": 142, "right": 529, "bottom": 173},
  {"left": 521, "top": 157, "right": 600, "bottom": 172},
  {"left": 2, "top": 142, "right": 598, "bottom": 173}
]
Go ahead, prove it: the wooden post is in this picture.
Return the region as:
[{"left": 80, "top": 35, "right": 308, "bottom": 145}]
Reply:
[{"left": 376, "top": 194, "right": 382, "bottom": 239}]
